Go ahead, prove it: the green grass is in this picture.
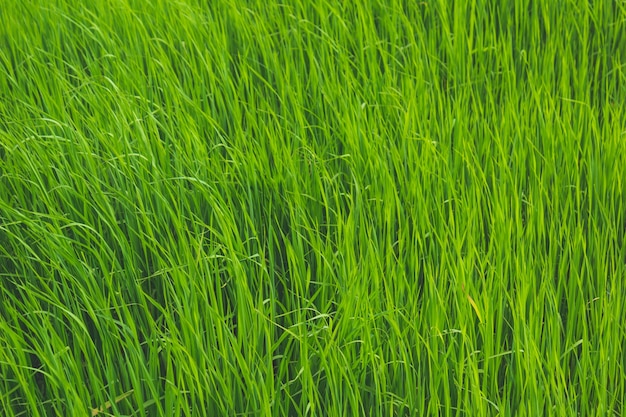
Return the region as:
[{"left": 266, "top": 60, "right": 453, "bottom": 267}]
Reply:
[{"left": 1, "top": 0, "right": 625, "bottom": 415}]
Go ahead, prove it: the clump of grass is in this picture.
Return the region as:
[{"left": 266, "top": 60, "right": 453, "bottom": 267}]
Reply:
[{"left": 1, "top": 0, "right": 625, "bottom": 416}]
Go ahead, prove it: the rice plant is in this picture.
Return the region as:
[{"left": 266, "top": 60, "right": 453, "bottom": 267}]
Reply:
[{"left": 1, "top": 0, "right": 625, "bottom": 416}]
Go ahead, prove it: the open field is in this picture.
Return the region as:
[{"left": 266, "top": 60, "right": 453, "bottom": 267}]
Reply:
[{"left": 1, "top": 1, "right": 625, "bottom": 415}]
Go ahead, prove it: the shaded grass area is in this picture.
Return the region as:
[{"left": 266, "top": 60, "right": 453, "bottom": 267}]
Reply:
[{"left": 1, "top": 0, "right": 625, "bottom": 415}]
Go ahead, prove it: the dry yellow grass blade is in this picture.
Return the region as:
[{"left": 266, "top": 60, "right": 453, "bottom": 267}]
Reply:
[
  {"left": 462, "top": 283, "right": 483, "bottom": 324},
  {"left": 91, "top": 389, "right": 134, "bottom": 416}
]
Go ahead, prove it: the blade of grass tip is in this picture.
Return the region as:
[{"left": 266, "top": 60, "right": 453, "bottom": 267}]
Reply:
[{"left": 91, "top": 389, "right": 134, "bottom": 416}]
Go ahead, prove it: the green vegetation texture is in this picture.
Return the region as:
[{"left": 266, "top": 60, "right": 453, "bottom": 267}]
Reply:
[{"left": 1, "top": 0, "right": 625, "bottom": 416}]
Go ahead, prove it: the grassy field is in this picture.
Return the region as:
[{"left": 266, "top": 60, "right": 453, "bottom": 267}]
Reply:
[{"left": 1, "top": 0, "right": 625, "bottom": 415}]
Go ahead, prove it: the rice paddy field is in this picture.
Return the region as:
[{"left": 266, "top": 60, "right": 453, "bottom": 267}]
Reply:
[{"left": 1, "top": 0, "right": 625, "bottom": 416}]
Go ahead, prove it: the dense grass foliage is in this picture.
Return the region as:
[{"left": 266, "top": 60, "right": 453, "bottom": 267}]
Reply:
[{"left": 1, "top": 0, "right": 625, "bottom": 415}]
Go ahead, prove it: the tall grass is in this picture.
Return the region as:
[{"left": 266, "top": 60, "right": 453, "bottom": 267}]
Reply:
[{"left": 1, "top": 0, "right": 625, "bottom": 415}]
